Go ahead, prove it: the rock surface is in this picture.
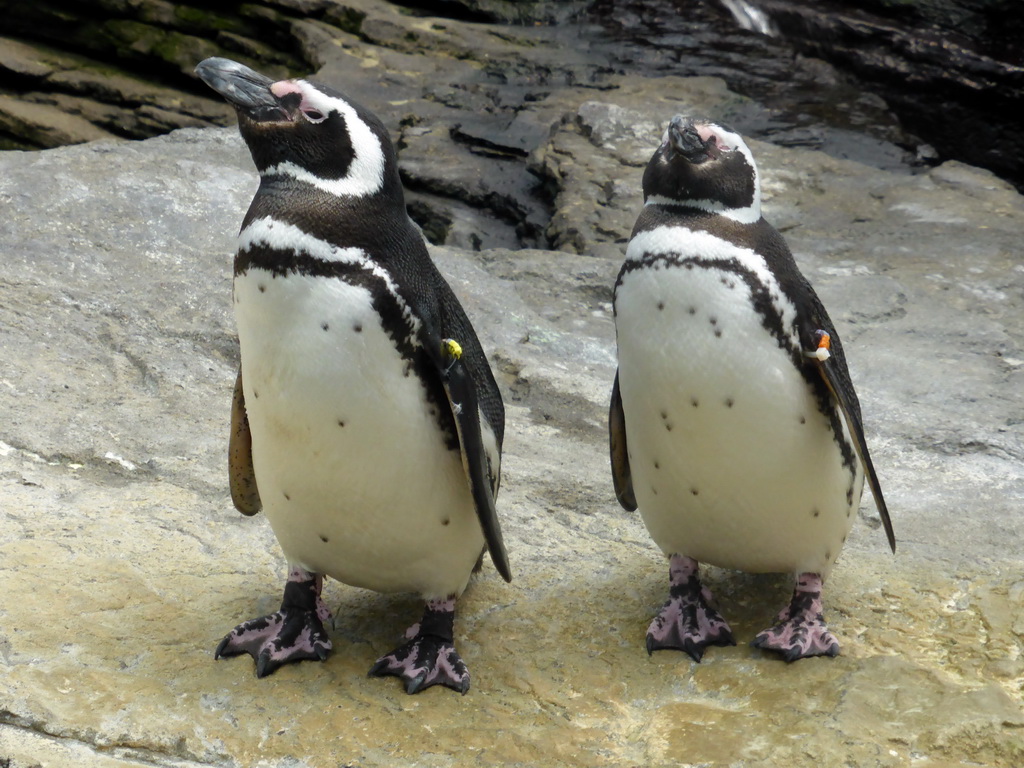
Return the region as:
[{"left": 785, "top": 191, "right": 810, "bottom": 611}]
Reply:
[
  {"left": 2, "top": 57, "right": 1024, "bottom": 765},
  {"left": 3, "top": 1, "right": 1024, "bottom": 761},
  {"left": 2, "top": 0, "right": 1023, "bottom": 192},
  {"left": 747, "top": 0, "right": 1024, "bottom": 188}
]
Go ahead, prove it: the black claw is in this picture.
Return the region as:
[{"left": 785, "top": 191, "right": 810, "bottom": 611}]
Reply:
[
  {"left": 255, "top": 651, "right": 274, "bottom": 678},
  {"left": 405, "top": 673, "right": 428, "bottom": 695},
  {"left": 214, "top": 636, "right": 231, "bottom": 660},
  {"left": 683, "top": 640, "right": 705, "bottom": 664}
]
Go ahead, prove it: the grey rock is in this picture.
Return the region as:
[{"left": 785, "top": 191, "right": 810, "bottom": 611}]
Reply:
[
  {"left": 398, "top": 122, "right": 549, "bottom": 249},
  {"left": 0, "top": 94, "right": 120, "bottom": 147},
  {"left": 0, "top": 6, "right": 1020, "bottom": 768},
  {"left": 1, "top": 0, "right": 1021, "bottom": 192},
  {"left": 1, "top": 60, "right": 1023, "bottom": 768}
]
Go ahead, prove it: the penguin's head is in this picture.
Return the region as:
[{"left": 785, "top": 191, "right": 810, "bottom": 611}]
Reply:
[
  {"left": 642, "top": 115, "right": 761, "bottom": 222},
  {"left": 195, "top": 57, "right": 397, "bottom": 199}
]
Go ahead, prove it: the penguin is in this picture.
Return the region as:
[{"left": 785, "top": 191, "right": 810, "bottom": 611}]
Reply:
[
  {"left": 194, "top": 57, "right": 511, "bottom": 694},
  {"left": 609, "top": 115, "right": 895, "bottom": 662}
]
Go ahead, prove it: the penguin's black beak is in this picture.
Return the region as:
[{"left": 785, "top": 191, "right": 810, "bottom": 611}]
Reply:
[
  {"left": 196, "top": 57, "right": 292, "bottom": 123},
  {"left": 666, "top": 115, "right": 712, "bottom": 162}
]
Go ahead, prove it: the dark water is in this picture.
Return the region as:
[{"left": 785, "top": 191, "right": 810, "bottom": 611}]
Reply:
[
  {"left": 586, "top": 0, "right": 1024, "bottom": 189},
  {"left": 396, "top": 0, "right": 926, "bottom": 177},
  {"left": 584, "top": 0, "right": 929, "bottom": 175}
]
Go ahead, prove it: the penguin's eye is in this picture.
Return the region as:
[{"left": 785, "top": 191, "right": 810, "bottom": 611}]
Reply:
[{"left": 301, "top": 108, "right": 326, "bottom": 123}]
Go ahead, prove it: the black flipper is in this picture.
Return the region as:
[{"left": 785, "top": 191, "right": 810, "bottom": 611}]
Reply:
[
  {"left": 438, "top": 339, "right": 512, "bottom": 583},
  {"left": 229, "top": 369, "right": 261, "bottom": 516},
  {"left": 808, "top": 331, "right": 896, "bottom": 553},
  {"left": 609, "top": 371, "right": 637, "bottom": 511}
]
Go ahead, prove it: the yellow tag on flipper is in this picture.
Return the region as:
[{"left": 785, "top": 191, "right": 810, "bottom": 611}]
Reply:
[{"left": 442, "top": 338, "right": 463, "bottom": 360}]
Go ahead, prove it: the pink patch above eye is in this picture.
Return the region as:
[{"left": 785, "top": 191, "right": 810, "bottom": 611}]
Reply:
[{"left": 270, "top": 80, "right": 303, "bottom": 98}]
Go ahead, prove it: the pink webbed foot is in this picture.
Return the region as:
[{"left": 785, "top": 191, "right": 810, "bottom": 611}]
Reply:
[
  {"left": 646, "top": 554, "right": 735, "bottom": 662},
  {"left": 752, "top": 572, "right": 840, "bottom": 661},
  {"left": 369, "top": 597, "right": 469, "bottom": 695},
  {"left": 215, "top": 566, "right": 332, "bottom": 678}
]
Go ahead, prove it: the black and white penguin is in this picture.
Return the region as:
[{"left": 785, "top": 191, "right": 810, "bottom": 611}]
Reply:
[
  {"left": 195, "top": 57, "right": 511, "bottom": 694},
  {"left": 609, "top": 115, "right": 895, "bottom": 661}
]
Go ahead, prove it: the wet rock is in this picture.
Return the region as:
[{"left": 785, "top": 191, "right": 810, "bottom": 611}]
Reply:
[
  {"left": 533, "top": 75, "right": 765, "bottom": 257},
  {"left": 1, "top": 0, "right": 1021, "bottom": 191},
  {"left": 1, "top": 75, "right": 1023, "bottom": 764},
  {"left": 0, "top": 2, "right": 305, "bottom": 148},
  {"left": 750, "top": 0, "right": 1024, "bottom": 189},
  {"left": 392, "top": 0, "right": 591, "bottom": 24},
  {"left": 0, "top": 93, "right": 119, "bottom": 147},
  {"left": 0, "top": 34, "right": 232, "bottom": 149},
  {"left": 399, "top": 122, "right": 550, "bottom": 249}
]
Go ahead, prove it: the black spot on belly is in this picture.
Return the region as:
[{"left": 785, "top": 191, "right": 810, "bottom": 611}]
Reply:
[
  {"left": 253, "top": 390, "right": 260, "bottom": 399},
  {"left": 690, "top": 397, "right": 699, "bottom": 408},
  {"left": 442, "top": 518, "right": 451, "bottom": 526},
  {"left": 709, "top": 317, "right": 718, "bottom": 326},
  {"left": 653, "top": 460, "right": 660, "bottom": 469},
  {"left": 651, "top": 486, "right": 658, "bottom": 496},
  {"left": 688, "top": 306, "right": 697, "bottom": 315},
  {"left": 714, "top": 329, "right": 723, "bottom": 338},
  {"left": 258, "top": 284, "right": 266, "bottom": 293},
  {"left": 660, "top": 410, "right": 668, "bottom": 420},
  {"left": 690, "top": 487, "right": 699, "bottom": 496},
  {"left": 812, "top": 508, "right": 820, "bottom": 518},
  {"left": 657, "top": 301, "right": 665, "bottom": 311},
  {"left": 319, "top": 534, "right": 329, "bottom": 543},
  {"left": 283, "top": 491, "right": 291, "bottom": 501},
  {"left": 825, "top": 548, "right": 832, "bottom": 561},
  {"left": 724, "top": 397, "right": 734, "bottom": 408},
  {"left": 799, "top": 415, "right": 807, "bottom": 424},
  {"left": 321, "top": 322, "right": 329, "bottom": 331},
  {"left": 665, "top": 422, "right": 673, "bottom": 432},
  {"left": 353, "top": 322, "right": 363, "bottom": 333},
  {"left": 337, "top": 419, "right": 345, "bottom": 427}
]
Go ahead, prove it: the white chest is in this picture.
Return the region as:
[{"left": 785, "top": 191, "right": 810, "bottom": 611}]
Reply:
[
  {"left": 615, "top": 233, "right": 862, "bottom": 576},
  {"left": 233, "top": 267, "right": 484, "bottom": 597}
]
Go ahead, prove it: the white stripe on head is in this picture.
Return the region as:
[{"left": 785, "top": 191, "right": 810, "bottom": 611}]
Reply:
[{"left": 263, "top": 80, "right": 386, "bottom": 198}]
